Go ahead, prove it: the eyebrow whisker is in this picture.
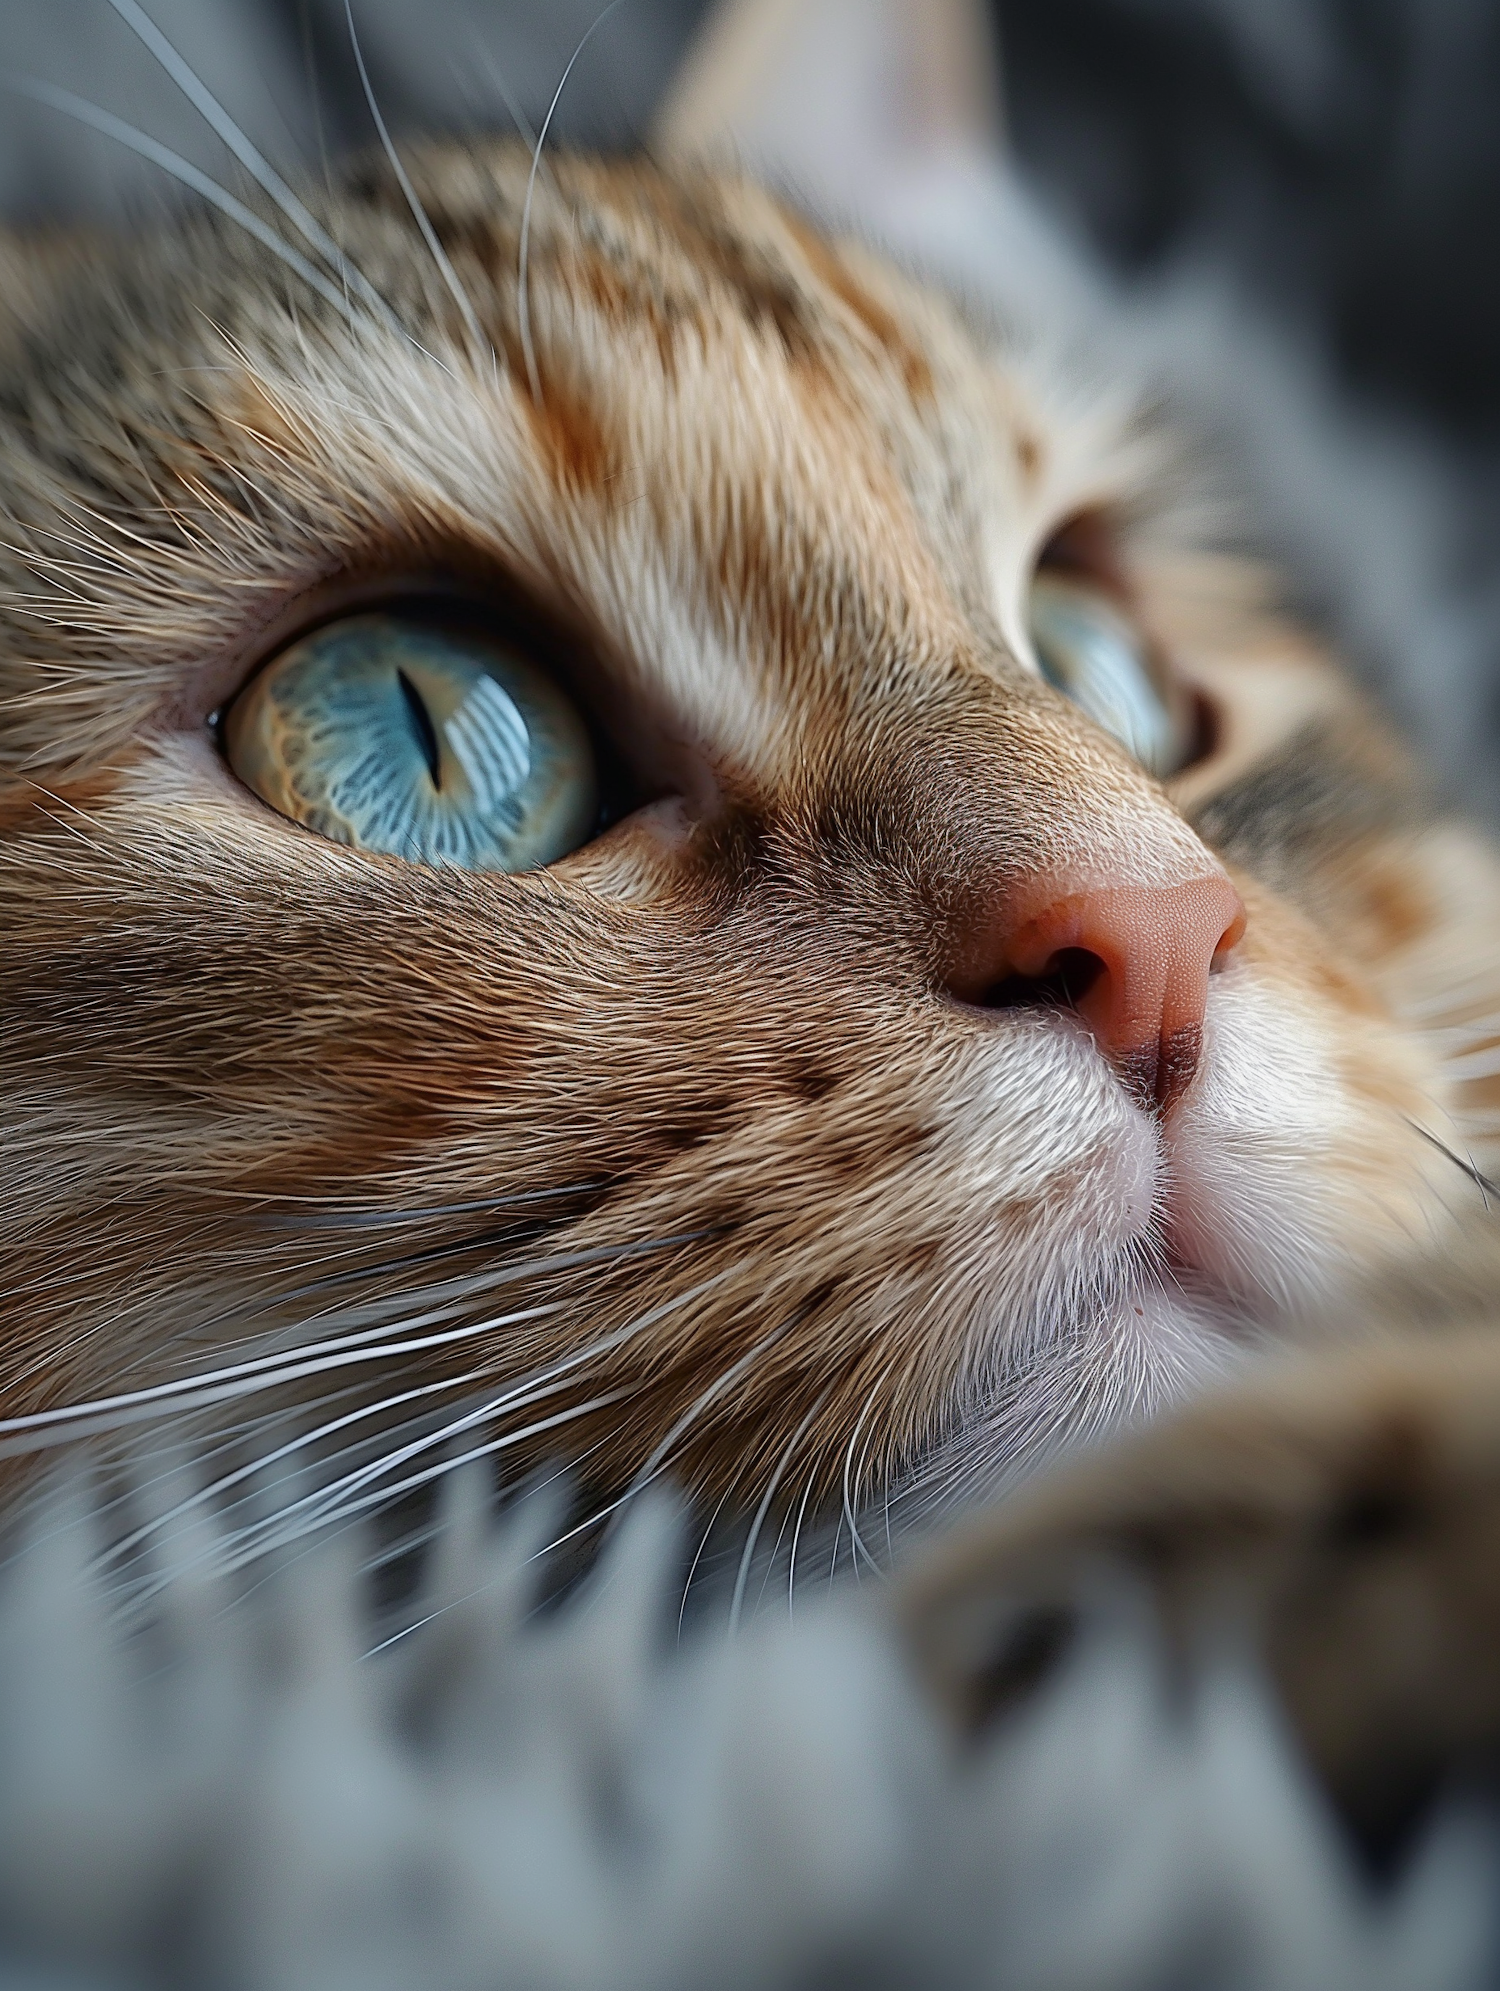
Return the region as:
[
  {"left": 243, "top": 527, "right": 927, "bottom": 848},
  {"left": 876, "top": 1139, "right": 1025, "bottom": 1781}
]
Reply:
[
  {"left": 517, "top": 0, "right": 628, "bottom": 404},
  {"left": 343, "top": 0, "right": 494, "bottom": 371},
  {"left": 100, "top": 0, "right": 401, "bottom": 332},
  {"left": 3, "top": 77, "right": 365, "bottom": 328}
]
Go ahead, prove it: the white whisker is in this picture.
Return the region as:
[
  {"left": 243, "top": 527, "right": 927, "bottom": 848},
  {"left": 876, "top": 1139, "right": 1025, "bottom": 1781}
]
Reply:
[
  {"left": 132, "top": 1389, "right": 631, "bottom": 1594},
  {"left": 470, "top": 40, "right": 539, "bottom": 152},
  {"left": 612, "top": 1316, "right": 788, "bottom": 1515},
  {"left": 677, "top": 1489, "right": 733, "bottom": 1637},
  {"left": 101, "top": 0, "right": 399, "bottom": 329},
  {"left": 210, "top": 1372, "right": 624, "bottom": 1563},
  {"left": 841, "top": 1376, "right": 888, "bottom": 1581},
  {"left": 728, "top": 1385, "right": 831, "bottom": 1632},
  {"left": 786, "top": 1466, "right": 819, "bottom": 1618},
  {"left": 199, "top": 1264, "right": 745, "bottom": 1564},
  {"left": 0, "top": 1298, "right": 563, "bottom": 1453},
  {"left": 96, "top": 1366, "right": 491, "bottom": 1571},
  {"left": 516, "top": 0, "right": 628, "bottom": 403},
  {"left": 0, "top": 1231, "right": 703, "bottom": 1452},
  {"left": 267, "top": 1182, "right": 603, "bottom": 1229},
  {"left": 4, "top": 78, "right": 361, "bottom": 326},
  {"left": 343, "top": 0, "right": 492, "bottom": 366},
  {"left": 537, "top": 1310, "right": 783, "bottom": 1564}
]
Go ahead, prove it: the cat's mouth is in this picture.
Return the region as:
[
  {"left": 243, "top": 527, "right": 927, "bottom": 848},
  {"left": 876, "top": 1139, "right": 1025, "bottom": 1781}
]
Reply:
[
  {"left": 982, "top": 960, "right": 1269, "bottom": 1316},
  {"left": 981, "top": 966, "right": 1337, "bottom": 1345}
]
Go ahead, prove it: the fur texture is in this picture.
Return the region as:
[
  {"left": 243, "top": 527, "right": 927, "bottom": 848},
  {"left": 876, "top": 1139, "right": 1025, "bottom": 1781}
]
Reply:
[
  {"left": 6, "top": 5, "right": 1500, "bottom": 1977},
  {"left": 3, "top": 143, "right": 1497, "bottom": 1530}
]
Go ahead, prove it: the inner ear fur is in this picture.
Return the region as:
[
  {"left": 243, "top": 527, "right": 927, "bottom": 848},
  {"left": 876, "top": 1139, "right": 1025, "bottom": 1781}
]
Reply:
[{"left": 655, "top": 0, "right": 1002, "bottom": 171}]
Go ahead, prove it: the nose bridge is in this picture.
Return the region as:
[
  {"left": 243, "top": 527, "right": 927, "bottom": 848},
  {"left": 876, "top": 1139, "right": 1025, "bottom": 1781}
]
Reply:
[{"left": 915, "top": 663, "right": 1228, "bottom": 905}]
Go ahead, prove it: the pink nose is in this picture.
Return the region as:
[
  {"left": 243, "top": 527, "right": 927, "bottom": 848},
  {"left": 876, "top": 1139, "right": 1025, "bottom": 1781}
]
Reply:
[{"left": 951, "top": 875, "right": 1247, "bottom": 1111}]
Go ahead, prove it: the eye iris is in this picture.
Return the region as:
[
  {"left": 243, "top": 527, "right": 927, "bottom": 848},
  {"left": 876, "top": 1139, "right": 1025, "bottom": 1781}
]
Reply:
[
  {"left": 444, "top": 671, "right": 531, "bottom": 810},
  {"left": 1028, "top": 575, "right": 1182, "bottom": 777},
  {"left": 223, "top": 612, "right": 598, "bottom": 871}
]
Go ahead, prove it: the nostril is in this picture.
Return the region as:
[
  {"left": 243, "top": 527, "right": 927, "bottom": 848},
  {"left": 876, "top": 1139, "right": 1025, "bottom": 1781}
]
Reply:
[
  {"left": 949, "top": 874, "right": 1246, "bottom": 1115},
  {"left": 980, "top": 947, "right": 1106, "bottom": 1016}
]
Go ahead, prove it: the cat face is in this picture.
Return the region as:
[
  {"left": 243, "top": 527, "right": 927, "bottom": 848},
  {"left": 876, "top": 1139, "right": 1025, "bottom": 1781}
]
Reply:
[{"left": 0, "top": 146, "right": 1483, "bottom": 1510}]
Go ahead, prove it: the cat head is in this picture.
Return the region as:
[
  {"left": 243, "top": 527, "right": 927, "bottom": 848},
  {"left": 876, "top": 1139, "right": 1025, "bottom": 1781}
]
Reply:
[{"left": 0, "top": 0, "right": 1489, "bottom": 1521}]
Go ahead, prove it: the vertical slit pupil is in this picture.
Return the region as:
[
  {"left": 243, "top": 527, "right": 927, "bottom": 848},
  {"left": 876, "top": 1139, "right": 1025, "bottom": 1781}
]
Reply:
[{"left": 398, "top": 669, "right": 442, "bottom": 788}]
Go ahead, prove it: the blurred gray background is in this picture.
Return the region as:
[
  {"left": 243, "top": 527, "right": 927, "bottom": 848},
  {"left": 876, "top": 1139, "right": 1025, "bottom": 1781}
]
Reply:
[
  {"left": 3, "top": 0, "right": 1499, "bottom": 803},
  {"left": 4, "top": 1, "right": 1490, "bottom": 445},
  {"left": 0, "top": 1, "right": 705, "bottom": 222}
]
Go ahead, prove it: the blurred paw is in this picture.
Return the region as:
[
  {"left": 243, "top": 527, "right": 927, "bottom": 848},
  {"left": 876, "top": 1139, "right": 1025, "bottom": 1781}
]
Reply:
[{"left": 898, "top": 1335, "right": 1500, "bottom": 1862}]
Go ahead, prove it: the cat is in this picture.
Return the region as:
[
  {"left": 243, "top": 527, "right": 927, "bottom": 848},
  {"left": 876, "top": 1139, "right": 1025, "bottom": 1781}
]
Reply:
[{"left": 4, "top": 0, "right": 1500, "bottom": 1839}]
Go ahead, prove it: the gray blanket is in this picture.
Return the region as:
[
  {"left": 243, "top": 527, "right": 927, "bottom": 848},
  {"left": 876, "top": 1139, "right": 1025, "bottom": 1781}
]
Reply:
[{"left": 0, "top": 1471, "right": 1493, "bottom": 1991}]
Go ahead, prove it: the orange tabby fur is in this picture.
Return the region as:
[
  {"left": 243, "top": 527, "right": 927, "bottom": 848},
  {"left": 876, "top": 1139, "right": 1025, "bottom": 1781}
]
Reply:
[{"left": 0, "top": 143, "right": 1496, "bottom": 1540}]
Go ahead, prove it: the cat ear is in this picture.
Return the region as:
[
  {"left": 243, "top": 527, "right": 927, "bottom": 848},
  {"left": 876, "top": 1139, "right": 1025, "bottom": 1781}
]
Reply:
[
  {"left": 655, "top": 0, "right": 1004, "bottom": 206},
  {"left": 653, "top": 0, "right": 1094, "bottom": 319}
]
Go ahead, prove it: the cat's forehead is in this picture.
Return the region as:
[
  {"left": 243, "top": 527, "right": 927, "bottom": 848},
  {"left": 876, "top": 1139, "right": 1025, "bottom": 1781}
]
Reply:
[
  {"left": 0, "top": 138, "right": 1171, "bottom": 895},
  {"left": 11, "top": 141, "right": 1075, "bottom": 518}
]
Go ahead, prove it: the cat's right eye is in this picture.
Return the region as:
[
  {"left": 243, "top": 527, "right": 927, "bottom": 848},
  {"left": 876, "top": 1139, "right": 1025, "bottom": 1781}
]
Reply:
[
  {"left": 222, "top": 611, "right": 600, "bottom": 871},
  {"left": 1027, "top": 574, "right": 1187, "bottom": 777}
]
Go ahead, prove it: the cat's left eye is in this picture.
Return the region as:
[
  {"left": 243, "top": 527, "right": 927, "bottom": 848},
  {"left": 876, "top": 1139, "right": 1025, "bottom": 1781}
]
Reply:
[
  {"left": 1028, "top": 574, "right": 1186, "bottom": 778},
  {"left": 222, "top": 611, "right": 600, "bottom": 870}
]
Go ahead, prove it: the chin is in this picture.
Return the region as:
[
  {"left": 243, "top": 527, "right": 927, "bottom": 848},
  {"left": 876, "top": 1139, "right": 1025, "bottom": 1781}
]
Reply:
[{"left": 899, "top": 962, "right": 1455, "bottom": 1513}]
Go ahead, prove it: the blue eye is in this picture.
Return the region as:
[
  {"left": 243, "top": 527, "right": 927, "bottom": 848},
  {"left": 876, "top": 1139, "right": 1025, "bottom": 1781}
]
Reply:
[
  {"left": 1028, "top": 575, "right": 1185, "bottom": 778},
  {"left": 223, "top": 613, "right": 599, "bottom": 871}
]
